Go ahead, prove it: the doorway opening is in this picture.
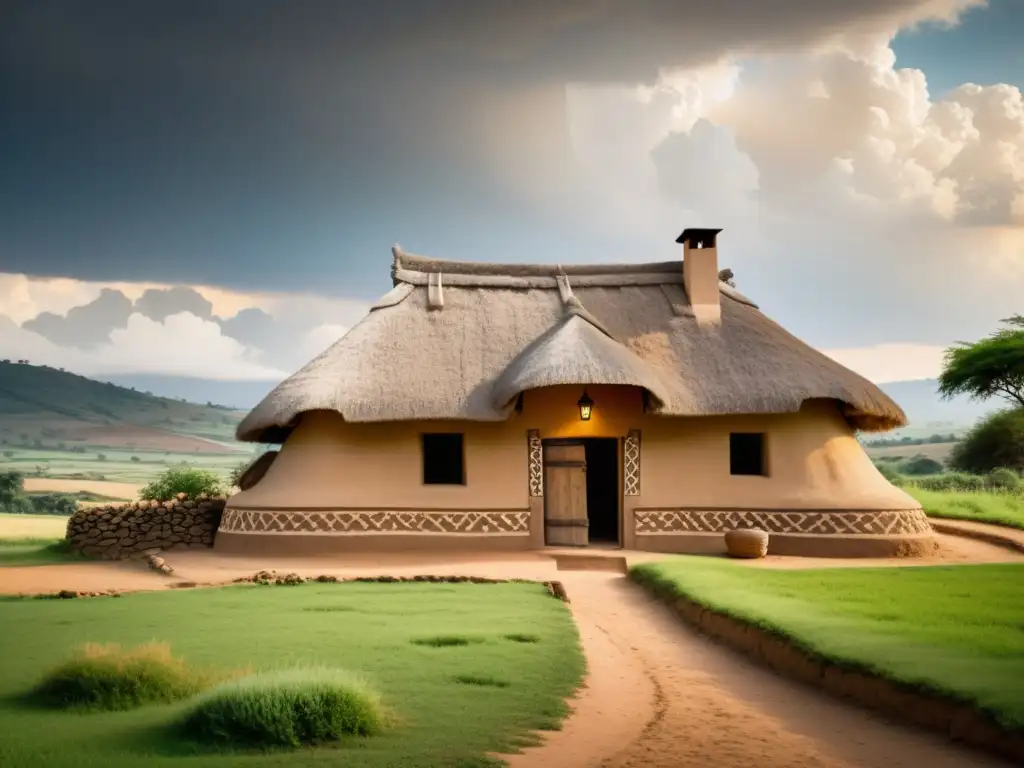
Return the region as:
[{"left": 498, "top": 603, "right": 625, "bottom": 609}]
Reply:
[{"left": 582, "top": 438, "right": 620, "bottom": 545}]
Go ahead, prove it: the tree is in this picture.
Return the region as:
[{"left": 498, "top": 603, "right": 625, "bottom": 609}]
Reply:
[
  {"left": 938, "top": 315, "right": 1024, "bottom": 409},
  {"left": 949, "top": 409, "right": 1024, "bottom": 474},
  {"left": 0, "top": 470, "right": 24, "bottom": 507}
]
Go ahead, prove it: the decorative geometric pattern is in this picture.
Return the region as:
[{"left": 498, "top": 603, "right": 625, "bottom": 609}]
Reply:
[
  {"left": 624, "top": 430, "right": 641, "bottom": 496},
  {"left": 221, "top": 508, "right": 531, "bottom": 535},
  {"left": 633, "top": 508, "right": 932, "bottom": 536},
  {"left": 528, "top": 430, "right": 544, "bottom": 497}
]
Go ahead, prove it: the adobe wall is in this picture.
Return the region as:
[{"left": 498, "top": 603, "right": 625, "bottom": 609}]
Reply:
[
  {"left": 219, "top": 386, "right": 932, "bottom": 557},
  {"left": 67, "top": 496, "right": 225, "bottom": 560}
]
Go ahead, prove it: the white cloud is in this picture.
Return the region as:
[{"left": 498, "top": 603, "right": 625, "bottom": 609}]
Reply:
[
  {"left": 564, "top": 25, "right": 1024, "bottom": 350},
  {"left": 0, "top": 271, "right": 372, "bottom": 381},
  {"left": 820, "top": 343, "right": 948, "bottom": 383},
  {"left": 0, "top": 311, "right": 289, "bottom": 380}
]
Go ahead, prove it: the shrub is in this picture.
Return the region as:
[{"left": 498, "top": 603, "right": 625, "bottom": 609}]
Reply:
[
  {"left": 988, "top": 468, "right": 1020, "bottom": 491},
  {"left": 27, "top": 493, "right": 78, "bottom": 516},
  {"left": 140, "top": 466, "right": 225, "bottom": 502},
  {"left": 30, "top": 642, "right": 211, "bottom": 711},
  {"left": 900, "top": 455, "right": 945, "bottom": 476},
  {"left": 873, "top": 462, "right": 902, "bottom": 484},
  {"left": 181, "top": 668, "right": 386, "bottom": 748},
  {"left": 949, "top": 408, "right": 1024, "bottom": 475},
  {"left": 912, "top": 472, "right": 987, "bottom": 492}
]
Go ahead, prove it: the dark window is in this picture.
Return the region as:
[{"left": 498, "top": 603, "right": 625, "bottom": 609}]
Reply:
[
  {"left": 730, "top": 433, "right": 766, "bottom": 476},
  {"left": 422, "top": 433, "right": 465, "bottom": 485}
]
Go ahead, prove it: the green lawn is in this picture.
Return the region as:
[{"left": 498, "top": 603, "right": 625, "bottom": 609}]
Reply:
[
  {"left": 0, "top": 581, "right": 584, "bottom": 767},
  {"left": 908, "top": 487, "right": 1024, "bottom": 531},
  {"left": 631, "top": 558, "right": 1024, "bottom": 731}
]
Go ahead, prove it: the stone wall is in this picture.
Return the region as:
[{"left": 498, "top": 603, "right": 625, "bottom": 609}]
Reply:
[{"left": 66, "top": 495, "right": 226, "bottom": 560}]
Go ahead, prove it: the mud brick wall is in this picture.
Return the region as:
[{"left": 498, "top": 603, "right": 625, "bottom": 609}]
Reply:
[{"left": 66, "top": 495, "right": 226, "bottom": 559}]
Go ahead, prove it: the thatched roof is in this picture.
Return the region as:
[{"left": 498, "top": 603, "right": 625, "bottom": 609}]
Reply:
[{"left": 237, "top": 246, "right": 907, "bottom": 442}]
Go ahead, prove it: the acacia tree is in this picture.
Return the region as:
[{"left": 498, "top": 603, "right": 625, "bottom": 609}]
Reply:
[{"left": 938, "top": 315, "right": 1024, "bottom": 408}]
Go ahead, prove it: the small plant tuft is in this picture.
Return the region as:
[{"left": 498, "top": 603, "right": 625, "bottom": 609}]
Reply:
[
  {"left": 453, "top": 674, "right": 510, "bottom": 688},
  {"left": 181, "top": 667, "right": 386, "bottom": 748},
  {"left": 503, "top": 633, "right": 540, "bottom": 644},
  {"left": 411, "top": 635, "right": 483, "bottom": 648},
  {"left": 29, "top": 642, "right": 222, "bottom": 711}
]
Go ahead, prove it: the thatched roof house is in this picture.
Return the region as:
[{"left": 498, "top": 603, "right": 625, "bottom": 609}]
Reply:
[{"left": 221, "top": 229, "right": 932, "bottom": 559}]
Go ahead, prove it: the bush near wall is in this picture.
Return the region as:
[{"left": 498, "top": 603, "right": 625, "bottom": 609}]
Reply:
[{"left": 66, "top": 495, "right": 225, "bottom": 560}]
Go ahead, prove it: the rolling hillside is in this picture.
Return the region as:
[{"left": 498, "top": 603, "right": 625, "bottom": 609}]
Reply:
[{"left": 0, "top": 361, "right": 246, "bottom": 454}]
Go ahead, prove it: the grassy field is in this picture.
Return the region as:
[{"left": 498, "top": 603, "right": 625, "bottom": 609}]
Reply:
[
  {"left": 908, "top": 487, "right": 1024, "bottom": 530},
  {"left": 0, "top": 581, "right": 584, "bottom": 767},
  {"left": 0, "top": 514, "right": 70, "bottom": 540},
  {"left": 0, "top": 446, "right": 249, "bottom": 486},
  {"left": 0, "top": 515, "right": 78, "bottom": 566},
  {"left": 0, "top": 538, "right": 85, "bottom": 567},
  {"left": 631, "top": 558, "right": 1024, "bottom": 730}
]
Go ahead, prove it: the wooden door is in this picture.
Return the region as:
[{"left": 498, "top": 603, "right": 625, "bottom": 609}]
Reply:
[{"left": 544, "top": 442, "right": 588, "bottom": 546}]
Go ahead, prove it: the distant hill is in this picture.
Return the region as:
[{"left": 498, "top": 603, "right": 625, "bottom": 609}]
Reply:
[
  {"left": 102, "top": 374, "right": 279, "bottom": 411},
  {"left": 877, "top": 378, "right": 999, "bottom": 437},
  {"left": 0, "top": 362, "right": 247, "bottom": 454}
]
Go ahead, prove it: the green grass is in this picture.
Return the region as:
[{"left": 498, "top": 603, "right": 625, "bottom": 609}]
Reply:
[
  {"left": 0, "top": 581, "right": 584, "bottom": 766},
  {"left": 0, "top": 538, "right": 88, "bottom": 567},
  {"left": 30, "top": 642, "right": 224, "bottom": 711},
  {"left": 182, "top": 667, "right": 387, "bottom": 748},
  {"left": 908, "top": 487, "right": 1024, "bottom": 530},
  {"left": 631, "top": 558, "right": 1024, "bottom": 730}
]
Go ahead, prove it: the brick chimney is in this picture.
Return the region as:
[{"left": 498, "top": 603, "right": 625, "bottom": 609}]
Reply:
[{"left": 677, "top": 228, "right": 723, "bottom": 325}]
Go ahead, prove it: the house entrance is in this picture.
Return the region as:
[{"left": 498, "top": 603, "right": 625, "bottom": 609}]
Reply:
[{"left": 542, "top": 438, "right": 620, "bottom": 547}]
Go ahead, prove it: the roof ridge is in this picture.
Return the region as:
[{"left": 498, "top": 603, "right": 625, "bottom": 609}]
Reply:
[{"left": 393, "top": 245, "right": 681, "bottom": 277}]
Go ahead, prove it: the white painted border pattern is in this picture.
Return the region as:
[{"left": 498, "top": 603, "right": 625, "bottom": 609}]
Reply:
[
  {"left": 624, "top": 430, "right": 641, "bottom": 496},
  {"left": 634, "top": 508, "right": 932, "bottom": 536},
  {"left": 221, "top": 509, "right": 531, "bottom": 536},
  {"left": 528, "top": 429, "right": 543, "bottom": 497}
]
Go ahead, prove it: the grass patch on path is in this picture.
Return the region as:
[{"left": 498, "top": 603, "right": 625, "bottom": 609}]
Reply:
[
  {"left": 632, "top": 558, "right": 1024, "bottom": 730},
  {"left": 907, "top": 487, "right": 1024, "bottom": 531},
  {"left": 0, "top": 580, "right": 583, "bottom": 767}
]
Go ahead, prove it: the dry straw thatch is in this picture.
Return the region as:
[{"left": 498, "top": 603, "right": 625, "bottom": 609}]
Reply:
[{"left": 237, "top": 247, "right": 906, "bottom": 442}]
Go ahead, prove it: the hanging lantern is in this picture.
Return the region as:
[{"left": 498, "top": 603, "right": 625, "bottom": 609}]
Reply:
[{"left": 577, "top": 390, "right": 594, "bottom": 421}]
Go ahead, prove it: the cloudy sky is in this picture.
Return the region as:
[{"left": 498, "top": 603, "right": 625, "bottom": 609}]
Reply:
[{"left": 1, "top": 0, "right": 1022, "bottom": 387}]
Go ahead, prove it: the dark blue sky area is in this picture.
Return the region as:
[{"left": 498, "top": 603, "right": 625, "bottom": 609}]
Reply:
[{"left": 1, "top": 1, "right": 1019, "bottom": 299}]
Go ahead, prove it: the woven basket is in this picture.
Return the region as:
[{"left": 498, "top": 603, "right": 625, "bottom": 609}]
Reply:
[{"left": 724, "top": 528, "right": 770, "bottom": 559}]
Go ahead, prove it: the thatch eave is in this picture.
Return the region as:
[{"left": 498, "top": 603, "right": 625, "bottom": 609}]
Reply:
[
  {"left": 491, "top": 314, "right": 673, "bottom": 412},
  {"left": 233, "top": 247, "right": 909, "bottom": 443}
]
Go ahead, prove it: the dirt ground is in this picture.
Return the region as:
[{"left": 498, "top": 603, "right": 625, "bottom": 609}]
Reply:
[{"left": 0, "top": 529, "right": 1020, "bottom": 767}]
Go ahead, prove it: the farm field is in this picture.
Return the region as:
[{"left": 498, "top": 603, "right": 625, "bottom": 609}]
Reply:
[
  {"left": 0, "top": 446, "right": 250, "bottom": 486},
  {"left": 0, "top": 514, "right": 69, "bottom": 540},
  {"left": 0, "top": 515, "right": 79, "bottom": 566},
  {"left": 864, "top": 441, "right": 956, "bottom": 462},
  {"left": 631, "top": 558, "right": 1024, "bottom": 731},
  {"left": 0, "top": 581, "right": 584, "bottom": 767}
]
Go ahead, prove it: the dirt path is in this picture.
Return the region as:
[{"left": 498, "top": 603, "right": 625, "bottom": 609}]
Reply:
[{"left": 505, "top": 573, "right": 1013, "bottom": 768}]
